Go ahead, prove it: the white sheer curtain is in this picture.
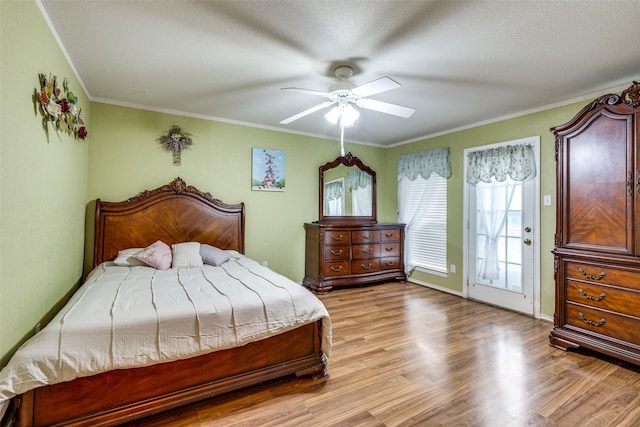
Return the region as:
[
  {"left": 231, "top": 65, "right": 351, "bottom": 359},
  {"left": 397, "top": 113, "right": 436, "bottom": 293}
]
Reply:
[
  {"left": 398, "top": 148, "right": 451, "bottom": 273},
  {"left": 324, "top": 179, "right": 344, "bottom": 216},
  {"left": 476, "top": 180, "right": 517, "bottom": 280},
  {"left": 466, "top": 143, "right": 535, "bottom": 280}
]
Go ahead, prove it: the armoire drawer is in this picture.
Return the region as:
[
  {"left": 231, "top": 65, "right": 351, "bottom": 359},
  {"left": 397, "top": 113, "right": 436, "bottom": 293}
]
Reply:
[
  {"left": 566, "top": 302, "right": 640, "bottom": 346},
  {"left": 351, "top": 259, "right": 380, "bottom": 274},
  {"left": 566, "top": 280, "right": 640, "bottom": 317},
  {"left": 565, "top": 261, "right": 640, "bottom": 291}
]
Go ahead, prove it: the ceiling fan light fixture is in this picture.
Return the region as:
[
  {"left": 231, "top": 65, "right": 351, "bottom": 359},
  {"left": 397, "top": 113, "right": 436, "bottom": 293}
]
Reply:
[
  {"left": 324, "top": 106, "right": 340, "bottom": 124},
  {"left": 325, "top": 104, "right": 359, "bottom": 127},
  {"left": 341, "top": 104, "right": 359, "bottom": 127}
]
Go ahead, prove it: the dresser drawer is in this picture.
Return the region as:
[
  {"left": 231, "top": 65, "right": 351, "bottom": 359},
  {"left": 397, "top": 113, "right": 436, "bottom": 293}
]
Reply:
[
  {"left": 567, "top": 280, "right": 640, "bottom": 317},
  {"left": 565, "top": 261, "right": 640, "bottom": 291},
  {"left": 352, "top": 230, "right": 380, "bottom": 244},
  {"left": 352, "top": 244, "right": 380, "bottom": 259},
  {"left": 323, "top": 230, "right": 351, "bottom": 245},
  {"left": 351, "top": 258, "right": 380, "bottom": 274},
  {"left": 380, "top": 229, "right": 401, "bottom": 242},
  {"left": 380, "top": 256, "right": 401, "bottom": 270},
  {"left": 566, "top": 303, "right": 640, "bottom": 346},
  {"left": 324, "top": 245, "right": 349, "bottom": 260},
  {"left": 324, "top": 261, "right": 349, "bottom": 277},
  {"left": 380, "top": 242, "right": 400, "bottom": 257}
]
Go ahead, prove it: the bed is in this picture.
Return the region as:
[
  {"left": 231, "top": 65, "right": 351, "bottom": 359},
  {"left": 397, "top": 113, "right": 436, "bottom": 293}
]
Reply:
[{"left": 1, "top": 177, "right": 331, "bottom": 427}]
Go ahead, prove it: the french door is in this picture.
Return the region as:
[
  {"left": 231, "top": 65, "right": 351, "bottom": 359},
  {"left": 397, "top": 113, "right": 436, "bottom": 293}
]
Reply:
[{"left": 464, "top": 138, "right": 539, "bottom": 316}]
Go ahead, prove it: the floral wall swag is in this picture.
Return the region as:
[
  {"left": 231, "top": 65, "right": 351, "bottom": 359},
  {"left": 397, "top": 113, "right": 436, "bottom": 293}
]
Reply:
[
  {"left": 158, "top": 125, "right": 193, "bottom": 166},
  {"left": 33, "top": 73, "right": 87, "bottom": 141}
]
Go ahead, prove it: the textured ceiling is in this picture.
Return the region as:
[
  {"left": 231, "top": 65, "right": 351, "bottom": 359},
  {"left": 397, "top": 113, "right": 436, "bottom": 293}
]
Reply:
[{"left": 39, "top": 0, "right": 640, "bottom": 147}]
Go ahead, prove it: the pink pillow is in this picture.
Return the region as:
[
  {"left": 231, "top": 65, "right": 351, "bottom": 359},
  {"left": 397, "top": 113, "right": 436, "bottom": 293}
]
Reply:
[{"left": 133, "top": 240, "right": 172, "bottom": 270}]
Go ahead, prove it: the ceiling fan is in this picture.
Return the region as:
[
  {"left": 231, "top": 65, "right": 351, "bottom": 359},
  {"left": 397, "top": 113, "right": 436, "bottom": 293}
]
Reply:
[{"left": 279, "top": 65, "right": 416, "bottom": 126}]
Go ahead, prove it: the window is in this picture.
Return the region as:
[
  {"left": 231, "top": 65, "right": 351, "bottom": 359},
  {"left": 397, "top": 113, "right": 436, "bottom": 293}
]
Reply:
[
  {"left": 398, "top": 147, "right": 451, "bottom": 275},
  {"left": 400, "top": 174, "right": 447, "bottom": 274}
]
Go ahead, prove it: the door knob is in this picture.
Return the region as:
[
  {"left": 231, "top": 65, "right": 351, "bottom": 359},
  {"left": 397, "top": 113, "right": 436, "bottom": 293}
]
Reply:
[
  {"left": 523, "top": 239, "right": 532, "bottom": 246},
  {"left": 524, "top": 227, "right": 531, "bottom": 232}
]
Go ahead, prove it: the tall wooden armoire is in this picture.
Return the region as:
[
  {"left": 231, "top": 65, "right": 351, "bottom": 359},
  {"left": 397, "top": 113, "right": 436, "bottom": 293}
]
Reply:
[{"left": 549, "top": 81, "right": 640, "bottom": 365}]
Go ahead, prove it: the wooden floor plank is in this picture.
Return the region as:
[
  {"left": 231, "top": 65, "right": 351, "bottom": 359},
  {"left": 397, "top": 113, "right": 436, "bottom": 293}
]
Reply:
[{"left": 124, "top": 282, "right": 640, "bottom": 427}]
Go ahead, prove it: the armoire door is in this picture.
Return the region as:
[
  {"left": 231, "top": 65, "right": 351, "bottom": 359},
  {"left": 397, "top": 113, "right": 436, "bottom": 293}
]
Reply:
[{"left": 560, "top": 110, "right": 634, "bottom": 255}]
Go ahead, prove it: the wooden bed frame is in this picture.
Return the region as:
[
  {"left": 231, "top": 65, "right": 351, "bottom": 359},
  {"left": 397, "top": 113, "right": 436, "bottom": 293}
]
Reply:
[{"left": 10, "top": 177, "right": 327, "bottom": 427}]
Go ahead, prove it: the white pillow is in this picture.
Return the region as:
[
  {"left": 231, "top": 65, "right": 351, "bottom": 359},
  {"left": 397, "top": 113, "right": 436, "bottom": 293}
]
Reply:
[
  {"left": 113, "top": 248, "right": 146, "bottom": 266},
  {"left": 200, "top": 244, "right": 232, "bottom": 266},
  {"left": 172, "top": 242, "right": 203, "bottom": 268}
]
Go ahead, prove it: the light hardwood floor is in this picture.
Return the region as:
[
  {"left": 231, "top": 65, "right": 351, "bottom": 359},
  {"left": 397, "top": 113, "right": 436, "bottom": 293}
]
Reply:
[{"left": 125, "top": 282, "right": 640, "bottom": 427}]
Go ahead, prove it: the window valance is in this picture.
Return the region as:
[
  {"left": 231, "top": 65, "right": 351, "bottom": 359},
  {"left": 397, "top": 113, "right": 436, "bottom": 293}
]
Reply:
[
  {"left": 398, "top": 148, "right": 451, "bottom": 181},
  {"left": 466, "top": 144, "right": 535, "bottom": 184},
  {"left": 347, "top": 169, "right": 371, "bottom": 190}
]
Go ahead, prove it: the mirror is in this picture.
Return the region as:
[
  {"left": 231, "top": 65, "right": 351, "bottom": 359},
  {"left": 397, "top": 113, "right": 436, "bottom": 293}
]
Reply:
[{"left": 319, "top": 152, "right": 377, "bottom": 224}]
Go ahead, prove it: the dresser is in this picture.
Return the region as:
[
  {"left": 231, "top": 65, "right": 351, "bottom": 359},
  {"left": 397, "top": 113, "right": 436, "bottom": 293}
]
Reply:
[
  {"left": 303, "top": 223, "right": 406, "bottom": 294},
  {"left": 549, "top": 81, "right": 640, "bottom": 365}
]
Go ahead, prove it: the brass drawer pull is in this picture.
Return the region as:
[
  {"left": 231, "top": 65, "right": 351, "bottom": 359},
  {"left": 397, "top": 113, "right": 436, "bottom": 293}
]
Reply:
[
  {"left": 578, "top": 268, "right": 606, "bottom": 281},
  {"left": 578, "top": 288, "right": 606, "bottom": 301},
  {"left": 330, "top": 249, "right": 343, "bottom": 256},
  {"left": 361, "top": 248, "right": 374, "bottom": 254},
  {"left": 331, "top": 234, "right": 344, "bottom": 241},
  {"left": 578, "top": 312, "right": 606, "bottom": 327},
  {"left": 363, "top": 234, "right": 371, "bottom": 239},
  {"left": 384, "top": 246, "right": 394, "bottom": 251},
  {"left": 330, "top": 265, "right": 343, "bottom": 272},
  {"left": 360, "top": 263, "right": 372, "bottom": 270},
  {"left": 385, "top": 233, "right": 394, "bottom": 238},
  {"left": 384, "top": 261, "right": 394, "bottom": 266}
]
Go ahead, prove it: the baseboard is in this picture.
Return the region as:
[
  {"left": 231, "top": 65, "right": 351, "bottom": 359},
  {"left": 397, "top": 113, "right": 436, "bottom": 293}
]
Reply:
[{"left": 406, "top": 279, "right": 464, "bottom": 297}]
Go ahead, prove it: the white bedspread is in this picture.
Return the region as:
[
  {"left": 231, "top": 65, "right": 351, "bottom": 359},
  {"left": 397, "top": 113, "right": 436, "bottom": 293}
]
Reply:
[{"left": 0, "top": 255, "right": 331, "bottom": 418}]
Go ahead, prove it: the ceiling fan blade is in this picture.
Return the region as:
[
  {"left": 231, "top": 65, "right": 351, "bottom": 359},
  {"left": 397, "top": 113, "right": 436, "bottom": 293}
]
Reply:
[
  {"left": 357, "top": 98, "right": 416, "bottom": 118},
  {"left": 281, "top": 87, "right": 333, "bottom": 98},
  {"left": 352, "top": 77, "right": 401, "bottom": 97},
  {"left": 279, "top": 100, "right": 336, "bottom": 125}
]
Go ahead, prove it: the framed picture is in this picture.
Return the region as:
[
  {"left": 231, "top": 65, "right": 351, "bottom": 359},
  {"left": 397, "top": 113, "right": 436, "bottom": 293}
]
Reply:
[{"left": 251, "top": 148, "right": 286, "bottom": 191}]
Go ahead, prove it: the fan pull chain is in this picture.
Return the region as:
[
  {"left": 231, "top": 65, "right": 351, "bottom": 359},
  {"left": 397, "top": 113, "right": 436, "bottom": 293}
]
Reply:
[{"left": 340, "top": 124, "right": 345, "bottom": 157}]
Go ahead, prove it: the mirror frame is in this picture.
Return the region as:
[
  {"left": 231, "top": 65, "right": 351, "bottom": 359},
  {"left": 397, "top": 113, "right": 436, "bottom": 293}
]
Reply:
[{"left": 319, "top": 152, "right": 377, "bottom": 224}]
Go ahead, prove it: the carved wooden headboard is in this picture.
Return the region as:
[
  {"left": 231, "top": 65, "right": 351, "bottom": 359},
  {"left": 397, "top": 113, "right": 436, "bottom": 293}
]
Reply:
[{"left": 93, "top": 177, "right": 245, "bottom": 267}]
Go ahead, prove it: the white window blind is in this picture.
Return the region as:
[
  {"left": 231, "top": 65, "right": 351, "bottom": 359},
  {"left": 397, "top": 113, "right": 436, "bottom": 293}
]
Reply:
[
  {"left": 351, "top": 185, "right": 372, "bottom": 216},
  {"left": 404, "top": 174, "right": 447, "bottom": 273}
]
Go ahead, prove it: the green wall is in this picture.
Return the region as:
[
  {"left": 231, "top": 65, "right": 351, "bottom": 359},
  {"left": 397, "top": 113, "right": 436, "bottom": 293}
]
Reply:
[
  {"left": 84, "top": 103, "right": 387, "bottom": 281},
  {"left": 0, "top": 0, "right": 90, "bottom": 366}
]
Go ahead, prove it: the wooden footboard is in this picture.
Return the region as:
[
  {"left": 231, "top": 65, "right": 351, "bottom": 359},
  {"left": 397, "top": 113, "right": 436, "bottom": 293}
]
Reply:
[{"left": 13, "top": 321, "right": 325, "bottom": 427}]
